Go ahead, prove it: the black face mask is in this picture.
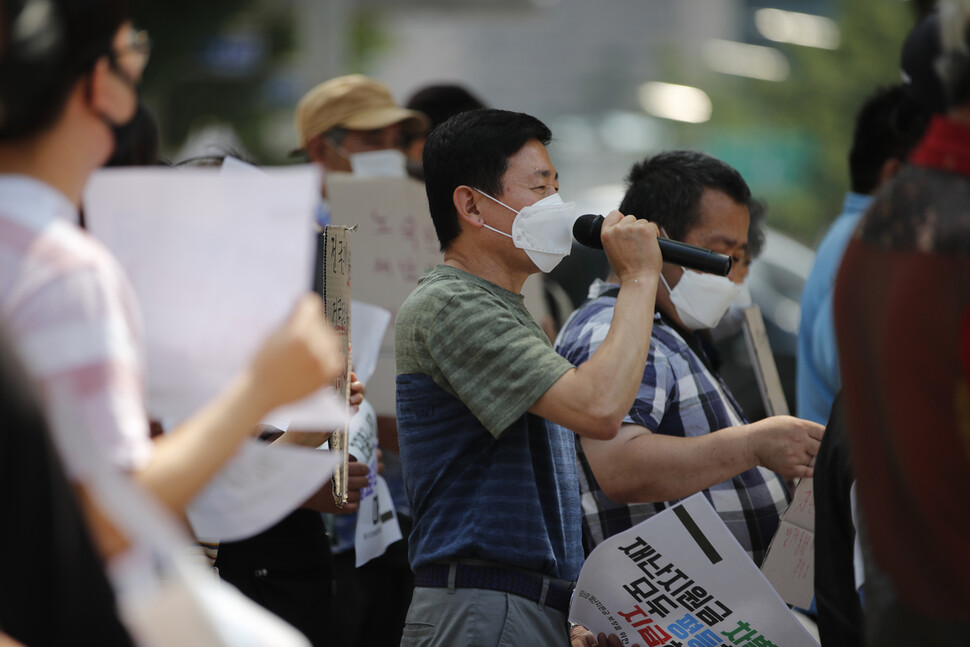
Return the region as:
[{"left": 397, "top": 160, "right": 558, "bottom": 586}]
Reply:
[
  {"left": 108, "top": 103, "right": 140, "bottom": 156},
  {"left": 104, "top": 102, "right": 159, "bottom": 167},
  {"left": 100, "top": 53, "right": 158, "bottom": 166}
]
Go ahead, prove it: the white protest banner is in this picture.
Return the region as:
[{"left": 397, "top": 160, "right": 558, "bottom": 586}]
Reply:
[
  {"left": 83, "top": 165, "right": 329, "bottom": 427},
  {"left": 760, "top": 476, "right": 816, "bottom": 609},
  {"left": 347, "top": 399, "right": 402, "bottom": 566},
  {"left": 570, "top": 493, "right": 818, "bottom": 647}
]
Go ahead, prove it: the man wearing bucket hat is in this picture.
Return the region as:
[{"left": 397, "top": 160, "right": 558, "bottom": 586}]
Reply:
[
  {"left": 293, "top": 74, "right": 429, "bottom": 646},
  {"left": 294, "top": 74, "right": 429, "bottom": 205}
]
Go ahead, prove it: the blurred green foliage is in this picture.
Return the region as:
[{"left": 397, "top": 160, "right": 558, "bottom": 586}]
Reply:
[
  {"left": 699, "top": 1, "right": 916, "bottom": 244},
  {"left": 130, "top": 0, "right": 290, "bottom": 162},
  {"left": 347, "top": 10, "right": 393, "bottom": 73},
  {"left": 126, "top": 0, "right": 923, "bottom": 244},
  {"left": 128, "top": 1, "right": 391, "bottom": 163}
]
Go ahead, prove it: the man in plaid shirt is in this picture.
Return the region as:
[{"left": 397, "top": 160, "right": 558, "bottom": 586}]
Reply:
[{"left": 555, "top": 151, "right": 824, "bottom": 564}]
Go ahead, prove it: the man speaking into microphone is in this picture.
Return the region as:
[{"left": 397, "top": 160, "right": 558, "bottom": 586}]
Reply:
[
  {"left": 556, "top": 150, "right": 824, "bottom": 564},
  {"left": 395, "top": 108, "right": 663, "bottom": 646}
]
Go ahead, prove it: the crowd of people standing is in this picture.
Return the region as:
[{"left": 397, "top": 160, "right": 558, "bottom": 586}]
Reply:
[{"left": 0, "top": 0, "right": 967, "bottom": 646}]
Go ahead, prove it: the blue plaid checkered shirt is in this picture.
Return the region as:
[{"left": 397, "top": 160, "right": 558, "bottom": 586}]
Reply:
[{"left": 553, "top": 280, "right": 791, "bottom": 565}]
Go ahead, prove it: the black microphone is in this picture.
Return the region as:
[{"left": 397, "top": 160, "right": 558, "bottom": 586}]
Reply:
[{"left": 572, "top": 214, "right": 733, "bottom": 276}]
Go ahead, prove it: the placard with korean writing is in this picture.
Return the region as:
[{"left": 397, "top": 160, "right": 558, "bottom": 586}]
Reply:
[
  {"left": 569, "top": 493, "right": 818, "bottom": 647},
  {"left": 348, "top": 399, "right": 403, "bottom": 566},
  {"left": 327, "top": 174, "right": 441, "bottom": 416},
  {"left": 760, "top": 475, "right": 816, "bottom": 609},
  {"left": 321, "top": 224, "right": 352, "bottom": 504}
]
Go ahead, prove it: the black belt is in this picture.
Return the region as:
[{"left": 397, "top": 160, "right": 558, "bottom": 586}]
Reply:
[{"left": 414, "top": 561, "right": 574, "bottom": 613}]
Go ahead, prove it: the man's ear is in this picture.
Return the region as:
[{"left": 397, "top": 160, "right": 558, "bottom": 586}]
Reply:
[
  {"left": 453, "top": 186, "right": 484, "bottom": 227},
  {"left": 306, "top": 136, "right": 328, "bottom": 165}
]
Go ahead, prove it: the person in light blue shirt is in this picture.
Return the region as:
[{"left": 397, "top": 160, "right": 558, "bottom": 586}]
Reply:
[
  {"left": 796, "top": 85, "right": 929, "bottom": 425},
  {"left": 797, "top": 191, "right": 871, "bottom": 425}
]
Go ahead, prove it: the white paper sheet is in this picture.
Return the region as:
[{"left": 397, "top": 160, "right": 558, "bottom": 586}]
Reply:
[
  {"left": 347, "top": 399, "right": 402, "bottom": 565},
  {"left": 186, "top": 438, "right": 341, "bottom": 542},
  {"left": 220, "top": 156, "right": 265, "bottom": 176},
  {"left": 350, "top": 301, "right": 391, "bottom": 385},
  {"left": 569, "top": 493, "right": 818, "bottom": 647},
  {"left": 261, "top": 387, "right": 349, "bottom": 433},
  {"left": 83, "top": 165, "right": 328, "bottom": 427}
]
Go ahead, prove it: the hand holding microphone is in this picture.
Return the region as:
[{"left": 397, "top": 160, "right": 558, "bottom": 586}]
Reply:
[
  {"left": 574, "top": 213, "right": 732, "bottom": 276},
  {"left": 589, "top": 211, "right": 664, "bottom": 286}
]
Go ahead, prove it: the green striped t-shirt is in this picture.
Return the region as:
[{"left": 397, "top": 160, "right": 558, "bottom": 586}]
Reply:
[
  {"left": 394, "top": 264, "right": 583, "bottom": 580},
  {"left": 395, "top": 264, "right": 573, "bottom": 437}
]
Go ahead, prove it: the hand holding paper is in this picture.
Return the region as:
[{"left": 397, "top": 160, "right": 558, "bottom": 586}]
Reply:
[
  {"left": 301, "top": 458, "right": 370, "bottom": 514},
  {"left": 246, "top": 293, "right": 343, "bottom": 413},
  {"left": 749, "top": 416, "right": 824, "bottom": 480},
  {"left": 568, "top": 494, "right": 819, "bottom": 647},
  {"left": 349, "top": 371, "right": 365, "bottom": 408},
  {"left": 570, "top": 625, "right": 631, "bottom": 647}
]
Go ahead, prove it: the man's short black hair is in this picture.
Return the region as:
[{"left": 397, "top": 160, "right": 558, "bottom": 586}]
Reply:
[
  {"left": 406, "top": 84, "right": 487, "bottom": 130},
  {"left": 618, "top": 150, "right": 751, "bottom": 242},
  {"left": 0, "top": 0, "right": 128, "bottom": 142},
  {"left": 423, "top": 108, "right": 552, "bottom": 252},
  {"left": 746, "top": 198, "right": 768, "bottom": 261},
  {"left": 848, "top": 85, "right": 928, "bottom": 195}
]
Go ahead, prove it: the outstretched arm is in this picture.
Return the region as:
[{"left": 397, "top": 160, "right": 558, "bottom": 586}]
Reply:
[
  {"left": 531, "top": 212, "right": 662, "bottom": 440},
  {"left": 583, "top": 416, "right": 824, "bottom": 504},
  {"left": 136, "top": 294, "right": 343, "bottom": 513}
]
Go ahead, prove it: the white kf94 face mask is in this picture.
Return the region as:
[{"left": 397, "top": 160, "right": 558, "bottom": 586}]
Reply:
[
  {"left": 709, "top": 282, "right": 753, "bottom": 342},
  {"left": 474, "top": 189, "right": 578, "bottom": 273},
  {"left": 660, "top": 267, "right": 741, "bottom": 331},
  {"left": 348, "top": 149, "right": 407, "bottom": 178}
]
